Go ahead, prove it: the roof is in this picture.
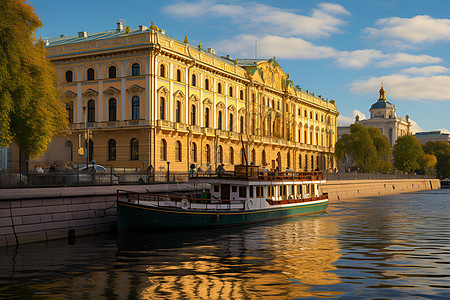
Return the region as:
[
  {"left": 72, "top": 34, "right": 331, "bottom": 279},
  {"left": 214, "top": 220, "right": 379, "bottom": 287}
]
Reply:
[{"left": 370, "top": 100, "right": 394, "bottom": 109}]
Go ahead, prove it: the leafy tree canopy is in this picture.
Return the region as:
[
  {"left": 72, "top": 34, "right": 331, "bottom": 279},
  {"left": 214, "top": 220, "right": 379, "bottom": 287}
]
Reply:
[
  {"left": 393, "top": 135, "right": 424, "bottom": 173},
  {"left": 0, "top": 0, "right": 68, "bottom": 156},
  {"left": 422, "top": 141, "right": 450, "bottom": 179}
]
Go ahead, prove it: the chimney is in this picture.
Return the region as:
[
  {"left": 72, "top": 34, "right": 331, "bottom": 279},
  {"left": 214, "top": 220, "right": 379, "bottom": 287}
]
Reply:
[
  {"left": 116, "top": 22, "right": 123, "bottom": 31},
  {"left": 207, "top": 48, "right": 216, "bottom": 55},
  {"left": 78, "top": 31, "right": 88, "bottom": 38}
]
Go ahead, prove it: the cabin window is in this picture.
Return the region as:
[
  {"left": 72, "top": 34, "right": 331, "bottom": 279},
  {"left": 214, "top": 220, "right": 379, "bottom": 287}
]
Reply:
[
  {"left": 232, "top": 186, "right": 237, "bottom": 193},
  {"left": 213, "top": 185, "right": 220, "bottom": 193},
  {"left": 256, "top": 187, "right": 263, "bottom": 197},
  {"left": 239, "top": 186, "right": 246, "bottom": 198},
  {"left": 249, "top": 187, "right": 254, "bottom": 198}
]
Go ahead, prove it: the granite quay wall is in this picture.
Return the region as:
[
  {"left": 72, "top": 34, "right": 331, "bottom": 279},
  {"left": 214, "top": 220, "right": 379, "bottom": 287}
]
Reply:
[
  {"left": 0, "top": 183, "right": 193, "bottom": 248},
  {"left": 323, "top": 179, "right": 441, "bottom": 202},
  {"left": 0, "top": 179, "right": 441, "bottom": 247}
]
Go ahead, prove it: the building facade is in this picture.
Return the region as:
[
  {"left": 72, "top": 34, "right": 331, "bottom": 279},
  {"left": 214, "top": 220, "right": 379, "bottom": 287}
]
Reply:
[
  {"left": 45, "top": 22, "right": 338, "bottom": 173},
  {"left": 415, "top": 131, "right": 450, "bottom": 145},
  {"left": 355, "top": 85, "right": 411, "bottom": 147}
]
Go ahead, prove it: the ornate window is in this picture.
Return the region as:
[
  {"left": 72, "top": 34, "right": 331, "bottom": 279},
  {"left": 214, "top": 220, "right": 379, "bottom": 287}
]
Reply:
[
  {"left": 191, "top": 104, "right": 196, "bottom": 125},
  {"left": 262, "top": 150, "right": 266, "bottom": 166},
  {"left": 229, "top": 86, "right": 233, "bottom": 97},
  {"left": 176, "top": 69, "right": 182, "bottom": 82},
  {"left": 240, "top": 148, "right": 245, "bottom": 164},
  {"left": 204, "top": 107, "right": 210, "bottom": 128},
  {"left": 108, "top": 66, "right": 117, "bottom": 79},
  {"left": 205, "top": 79, "right": 209, "bottom": 90},
  {"left": 206, "top": 144, "right": 211, "bottom": 164},
  {"left": 229, "top": 113, "right": 233, "bottom": 131},
  {"left": 287, "top": 151, "right": 291, "bottom": 168},
  {"left": 218, "top": 145, "right": 223, "bottom": 163},
  {"left": 251, "top": 149, "right": 256, "bottom": 164},
  {"left": 65, "top": 70, "right": 73, "bottom": 83},
  {"left": 218, "top": 111, "right": 222, "bottom": 130},
  {"left": 240, "top": 90, "right": 244, "bottom": 100},
  {"left": 108, "top": 98, "right": 117, "bottom": 121},
  {"left": 160, "top": 139, "right": 167, "bottom": 161},
  {"left": 132, "top": 63, "right": 140, "bottom": 76},
  {"left": 191, "top": 74, "right": 196, "bottom": 86},
  {"left": 175, "top": 100, "right": 181, "bottom": 123},
  {"left": 191, "top": 142, "right": 197, "bottom": 162},
  {"left": 87, "top": 99, "right": 95, "bottom": 122},
  {"left": 130, "top": 138, "right": 139, "bottom": 160},
  {"left": 132, "top": 96, "right": 140, "bottom": 120},
  {"left": 175, "top": 141, "right": 182, "bottom": 161},
  {"left": 160, "top": 64, "right": 165, "bottom": 77},
  {"left": 240, "top": 116, "right": 244, "bottom": 133},
  {"left": 230, "top": 147, "right": 234, "bottom": 164},
  {"left": 108, "top": 139, "right": 116, "bottom": 161},
  {"left": 299, "top": 154, "right": 302, "bottom": 168},
  {"left": 87, "top": 68, "right": 95, "bottom": 81},
  {"left": 218, "top": 83, "right": 222, "bottom": 94},
  {"left": 160, "top": 97, "right": 165, "bottom": 120}
]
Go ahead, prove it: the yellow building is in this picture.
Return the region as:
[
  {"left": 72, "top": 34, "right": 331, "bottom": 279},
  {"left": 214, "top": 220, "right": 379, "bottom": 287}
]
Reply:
[{"left": 45, "top": 22, "right": 338, "bottom": 172}]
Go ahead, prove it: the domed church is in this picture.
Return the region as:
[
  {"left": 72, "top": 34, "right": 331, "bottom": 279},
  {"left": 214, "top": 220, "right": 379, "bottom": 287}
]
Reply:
[{"left": 355, "top": 84, "right": 411, "bottom": 147}]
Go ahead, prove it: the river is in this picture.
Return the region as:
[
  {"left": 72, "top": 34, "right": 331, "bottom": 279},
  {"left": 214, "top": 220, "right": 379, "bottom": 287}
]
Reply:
[{"left": 0, "top": 189, "right": 449, "bottom": 299}]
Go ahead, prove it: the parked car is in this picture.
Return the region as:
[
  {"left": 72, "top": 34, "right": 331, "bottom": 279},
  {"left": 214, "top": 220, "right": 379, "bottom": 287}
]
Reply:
[{"left": 70, "top": 164, "right": 118, "bottom": 185}]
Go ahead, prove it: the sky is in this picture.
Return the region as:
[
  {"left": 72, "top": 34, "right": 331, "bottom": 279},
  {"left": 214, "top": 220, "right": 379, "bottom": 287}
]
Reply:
[{"left": 32, "top": 0, "right": 450, "bottom": 133}]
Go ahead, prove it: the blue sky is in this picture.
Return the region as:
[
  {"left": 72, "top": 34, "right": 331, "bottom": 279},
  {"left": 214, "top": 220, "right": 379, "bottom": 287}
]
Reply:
[{"left": 32, "top": 0, "right": 450, "bottom": 133}]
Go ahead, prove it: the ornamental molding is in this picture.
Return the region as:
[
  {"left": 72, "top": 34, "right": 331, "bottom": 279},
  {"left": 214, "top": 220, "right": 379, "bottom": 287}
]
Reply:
[
  {"left": 156, "top": 86, "right": 169, "bottom": 95},
  {"left": 82, "top": 88, "right": 98, "bottom": 97},
  {"left": 63, "top": 90, "right": 77, "bottom": 99},
  {"left": 103, "top": 86, "right": 121, "bottom": 95},
  {"left": 203, "top": 98, "right": 213, "bottom": 106},
  {"left": 126, "top": 84, "right": 145, "bottom": 94}
]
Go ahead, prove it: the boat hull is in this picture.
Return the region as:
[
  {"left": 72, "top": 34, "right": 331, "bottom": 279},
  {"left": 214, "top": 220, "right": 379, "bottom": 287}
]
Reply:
[{"left": 117, "top": 199, "right": 328, "bottom": 230}]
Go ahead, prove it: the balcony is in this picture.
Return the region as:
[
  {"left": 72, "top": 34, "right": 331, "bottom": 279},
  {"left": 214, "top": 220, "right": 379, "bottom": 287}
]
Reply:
[
  {"left": 156, "top": 120, "right": 173, "bottom": 131},
  {"left": 175, "top": 122, "right": 189, "bottom": 133},
  {"left": 190, "top": 125, "right": 202, "bottom": 135},
  {"left": 69, "top": 120, "right": 151, "bottom": 131},
  {"left": 253, "top": 135, "right": 261, "bottom": 143},
  {"left": 229, "top": 132, "right": 239, "bottom": 140},
  {"left": 203, "top": 127, "right": 216, "bottom": 137},
  {"left": 262, "top": 136, "right": 271, "bottom": 144},
  {"left": 216, "top": 130, "right": 229, "bottom": 139}
]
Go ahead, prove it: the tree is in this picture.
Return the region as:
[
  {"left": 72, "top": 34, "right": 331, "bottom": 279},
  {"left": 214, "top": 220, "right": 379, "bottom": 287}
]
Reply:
[
  {"left": 0, "top": 0, "right": 68, "bottom": 157},
  {"left": 335, "top": 123, "right": 379, "bottom": 172},
  {"left": 422, "top": 141, "right": 450, "bottom": 179},
  {"left": 418, "top": 154, "right": 437, "bottom": 175},
  {"left": 368, "top": 127, "right": 392, "bottom": 172},
  {"left": 393, "top": 135, "right": 424, "bottom": 173}
]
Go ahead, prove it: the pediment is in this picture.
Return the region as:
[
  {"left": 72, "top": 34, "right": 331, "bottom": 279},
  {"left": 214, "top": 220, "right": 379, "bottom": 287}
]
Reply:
[
  {"left": 216, "top": 101, "right": 225, "bottom": 110},
  {"left": 189, "top": 94, "right": 200, "bottom": 102},
  {"left": 103, "top": 86, "right": 121, "bottom": 95},
  {"left": 228, "top": 105, "right": 236, "bottom": 112},
  {"left": 173, "top": 90, "right": 185, "bottom": 98},
  {"left": 238, "top": 107, "right": 246, "bottom": 114},
  {"left": 63, "top": 90, "right": 77, "bottom": 99},
  {"left": 203, "top": 98, "right": 213, "bottom": 106},
  {"left": 82, "top": 88, "right": 98, "bottom": 97},
  {"left": 157, "top": 86, "right": 169, "bottom": 95},
  {"left": 126, "top": 84, "right": 145, "bottom": 93}
]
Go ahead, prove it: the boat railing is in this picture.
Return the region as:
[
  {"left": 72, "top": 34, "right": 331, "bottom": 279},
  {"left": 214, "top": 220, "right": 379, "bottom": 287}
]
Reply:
[
  {"left": 191, "top": 169, "right": 324, "bottom": 181},
  {"left": 266, "top": 193, "right": 328, "bottom": 205},
  {"left": 118, "top": 190, "right": 246, "bottom": 211}
]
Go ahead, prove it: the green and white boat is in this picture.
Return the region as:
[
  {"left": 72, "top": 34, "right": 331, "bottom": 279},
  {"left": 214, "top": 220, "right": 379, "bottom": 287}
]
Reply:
[{"left": 117, "top": 165, "right": 329, "bottom": 230}]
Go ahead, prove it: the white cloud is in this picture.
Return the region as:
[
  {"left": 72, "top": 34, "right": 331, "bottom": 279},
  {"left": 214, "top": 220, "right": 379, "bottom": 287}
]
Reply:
[
  {"left": 365, "top": 15, "right": 450, "bottom": 46},
  {"left": 163, "top": 1, "right": 350, "bottom": 38},
  {"left": 337, "top": 110, "right": 367, "bottom": 126},
  {"left": 350, "top": 74, "right": 450, "bottom": 101},
  {"left": 400, "top": 66, "right": 449, "bottom": 76},
  {"left": 409, "top": 119, "right": 423, "bottom": 134},
  {"left": 440, "top": 128, "right": 450, "bottom": 134}
]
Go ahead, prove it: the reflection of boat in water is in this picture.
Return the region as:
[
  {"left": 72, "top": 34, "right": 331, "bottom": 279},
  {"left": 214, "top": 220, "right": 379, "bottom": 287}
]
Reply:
[{"left": 117, "top": 165, "right": 328, "bottom": 230}]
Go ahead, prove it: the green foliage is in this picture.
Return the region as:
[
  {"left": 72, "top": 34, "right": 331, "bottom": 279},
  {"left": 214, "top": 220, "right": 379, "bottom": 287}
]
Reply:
[
  {"left": 393, "top": 135, "right": 424, "bottom": 173},
  {"left": 0, "top": 0, "right": 68, "bottom": 156},
  {"left": 335, "top": 124, "right": 380, "bottom": 172},
  {"left": 422, "top": 141, "right": 450, "bottom": 179},
  {"left": 418, "top": 154, "right": 437, "bottom": 175}
]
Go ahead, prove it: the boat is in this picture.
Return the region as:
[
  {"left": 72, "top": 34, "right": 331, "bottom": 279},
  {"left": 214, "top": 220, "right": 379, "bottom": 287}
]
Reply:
[{"left": 117, "top": 165, "right": 329, "bottom": 230}]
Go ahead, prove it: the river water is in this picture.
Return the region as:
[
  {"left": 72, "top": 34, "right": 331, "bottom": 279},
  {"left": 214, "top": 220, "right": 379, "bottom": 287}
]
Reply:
[{"left": 0, "top": 189, "right": 449, "bottom": 299}]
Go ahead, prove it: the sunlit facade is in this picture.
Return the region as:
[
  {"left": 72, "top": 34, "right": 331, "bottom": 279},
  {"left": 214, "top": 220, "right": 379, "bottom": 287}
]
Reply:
[{"left": 45, "top": 22, "right": 339, "bottom": 172}]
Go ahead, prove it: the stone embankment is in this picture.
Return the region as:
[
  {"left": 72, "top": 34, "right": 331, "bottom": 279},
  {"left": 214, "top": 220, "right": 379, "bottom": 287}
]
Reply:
[{"left": 0, "top": 179, "right": 441, "bottom": 247}]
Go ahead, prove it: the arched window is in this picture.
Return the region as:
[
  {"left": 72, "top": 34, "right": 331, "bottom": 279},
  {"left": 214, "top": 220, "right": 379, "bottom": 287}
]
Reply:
[
  {"left": 160, "top": 97, "right": 165, "bottom": 120},
  {"left": 160, "top": 64, "right": 165, "bottom": 77},
  {"left": 218, "top": 111, "right": 222, "bottom": 130},
  {"left": 205, "top": 79, "right": 209, "bottom": 90},
  {"left": 240, "top": 116, "right": 244, "bottom": 133},
  {"left": 230, "top": 147, "right": 234, "bottom": 164},
  {"left": 229, "top": 86, "right": 233, "bottom": 97},
  {"left": 175, "top": 141, "right": 182, "bottom": 161},
  {"left": 160, "top": 139, "right": 167, "bottom": 161},
  {"left": 205, "top": 107, "right": 210, "bottom": 128},
  {"left": 132, "top": 96, "right": 140, "bottom": 120},
  {"left": 176, "top": 70, "right": 182, "bottom": 82},
  {"left": 130, "top": 138, "right": 139, "bottom": 160},
  {"left": 310, "top": 132, "right": 313, "bottom": 145},
  {"left": 108, "top": 139, "right": 116, "bottom": 161},
  {"left": 191, "top": 142, "right": 197, "bottom": 162},
  {"left": 229, "top": 113, "right": 233, "bottom": 131},
  {"left": 251, "top": 149, "right": 256, "bottom": 164},
  {"left": 252, "top": 93, "right": 255, "bottom": 104},
  {"left": 240, "top": 90, "right": 244, "bottom": 100},
  {"left": 109, "top": 98, "right": 117, "bottom": 121},
  {"left": 218, "top": 145, "right": 223, "bottom": 163},
  {"left": 287, "top": 151, "right": 291, "bottom": 168},
  {"left": 66, "top": 102, "right": 73, "bottom": 123},
  {"left": 132, "top": 63, "right": 140, "bottom": 76},
  {"left": 240, "top": 148, "right": 245, "bottom": 164},
  {"left": 108, "top": 66, "right": 117, "bottom": 79},
  {"left": 88, "top": 140, "right": 94, "bottom": 162},
  {"left": 311, "top": 155, "right": 314, "bottom": 170},
  {"left": 87, "top": 68, "right": 95, "bottom": 81},
  {"left": 262, "top": 150, "right": 266, "bottom": 166},
  {"left": 206, "top": 144, "right": 211, "bottom": 164},
  {"left": 191, "top": 74, "right": 196, "bottom": 86},
  {"left": 87, "top": 99, "right": 95, "bottom": 122},
  {"left": 175, "top": 100, "right": 181, "bottom": 123},
  {"left": 191, "top": 104, "right": 196, "bottom": 125},
  {"left": 65, "top": 70, "right": 73, "bottom": 83},
  {"left": 218, "top": 83, "right": 222, "bottom": 94}
]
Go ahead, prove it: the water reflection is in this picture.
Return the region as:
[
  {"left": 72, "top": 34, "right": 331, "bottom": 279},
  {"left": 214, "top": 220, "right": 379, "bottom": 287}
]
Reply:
[{"left": 1, "top": 189, "right": 449, "bottom": 299}]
